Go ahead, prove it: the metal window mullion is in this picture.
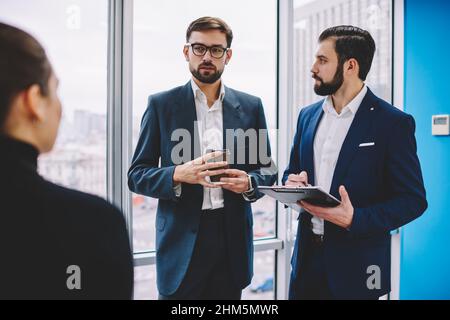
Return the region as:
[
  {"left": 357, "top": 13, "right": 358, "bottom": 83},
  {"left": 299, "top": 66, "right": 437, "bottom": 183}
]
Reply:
[
  {"left": 390, "top": 0, "right": 404, "bottom": 301},
  {"left": 107, "top": 0, "right": 134, "bottom": 249},
  {"left": 276, "top": 0, "right": 295, "bottom": 301},
  {"left": 133, "top": 238, "right": 284, "bottom": 268}
]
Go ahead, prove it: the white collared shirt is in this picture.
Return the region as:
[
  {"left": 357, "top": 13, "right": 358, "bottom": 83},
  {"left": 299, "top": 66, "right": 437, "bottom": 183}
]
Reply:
[
  {"left": 191, "top": 79, "right": 225, "bottom": 210},
  {"left": 311, "top": 85, "right": 368, "bottom": 235}
]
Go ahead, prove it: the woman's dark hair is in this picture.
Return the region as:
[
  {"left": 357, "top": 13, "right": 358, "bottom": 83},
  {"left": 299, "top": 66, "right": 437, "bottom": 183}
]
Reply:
[
  {"left": 0, "top": 22, "right": 52, "bottom": 130},
  {"left": 319, "top": 25, "right": 376, "bottom": 81}
]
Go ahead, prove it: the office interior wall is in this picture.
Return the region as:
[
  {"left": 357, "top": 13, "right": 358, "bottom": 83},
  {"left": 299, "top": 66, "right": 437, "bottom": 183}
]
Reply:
[{"left": 401, "top": 0, "right": 450, "bottom": 299}]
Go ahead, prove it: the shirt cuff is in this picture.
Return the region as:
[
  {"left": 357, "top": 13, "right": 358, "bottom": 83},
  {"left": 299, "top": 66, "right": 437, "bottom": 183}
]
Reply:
[
  {"left": 173, "top": 183, "right": 182, "bottom": 198},
  {"left": 242, "top": 175, "right": 256, "bottom": 202},
  {"left": 242, "top": 190, "right": 256, "bottom": 202}
]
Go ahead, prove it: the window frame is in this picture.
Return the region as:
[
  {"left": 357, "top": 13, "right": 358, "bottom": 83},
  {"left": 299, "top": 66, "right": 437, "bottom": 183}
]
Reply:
[
  {"left": 106, "top": 0, "right": 400, "bottom": 300},
  {"left": 107, "top": 0, "right": 284, "bottom": 299}
]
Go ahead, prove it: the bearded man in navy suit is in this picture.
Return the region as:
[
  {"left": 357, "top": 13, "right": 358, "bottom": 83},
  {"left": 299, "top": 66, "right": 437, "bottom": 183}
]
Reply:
[
  {"left": 129, "top": 17, "right": 276, "bottom": 300},
  {"left": 283, "top": 26, "right": 427, "bottom": 300}
]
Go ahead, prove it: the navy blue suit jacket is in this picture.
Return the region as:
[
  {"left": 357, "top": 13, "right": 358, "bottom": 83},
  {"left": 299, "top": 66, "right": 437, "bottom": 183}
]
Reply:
[
  {"left": 282, "top": 88, "right": 427, "bottom": 299},
  {"left": 128, "top": 82, "right": 277, "bottom": 296}
]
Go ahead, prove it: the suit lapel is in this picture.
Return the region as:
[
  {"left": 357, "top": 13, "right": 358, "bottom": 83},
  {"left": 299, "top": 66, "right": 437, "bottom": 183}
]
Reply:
[
  {"left": 329, "top": 88, "right": 378, "bottom": 196},
  {"left": 301, "top": 104, "right": 324, "bottom": 186},
  {"left": 222, "top": 86, "right": 242, "bottom": 161},
  {"left": 221, "top": 87, "right": 242, "bottom": 207},
  {"left": 171, "top": 82, "right": 204, "bottom": 201},
  {"left": 174, "top": 82, "right": 202, "bottom": 160}
]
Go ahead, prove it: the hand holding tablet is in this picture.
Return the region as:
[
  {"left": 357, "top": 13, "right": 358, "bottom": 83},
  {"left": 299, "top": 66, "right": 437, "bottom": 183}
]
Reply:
[{"left": 258, "top": 185, "right": 341, "bottom": 208}]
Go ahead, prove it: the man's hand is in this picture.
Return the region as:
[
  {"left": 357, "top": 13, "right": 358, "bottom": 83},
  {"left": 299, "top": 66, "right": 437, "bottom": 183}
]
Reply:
[
  {"left": 286, "top": 171, "right": 309, "bottom": 187},
  {"left": 220, "top": 169, "right": 250, "bottom": 194},
  {"left": 299, "top": 186, "right": 354, "bottom": 230},
  {"left": 173, "top": 152, "right": 228, "bottom": 188}
]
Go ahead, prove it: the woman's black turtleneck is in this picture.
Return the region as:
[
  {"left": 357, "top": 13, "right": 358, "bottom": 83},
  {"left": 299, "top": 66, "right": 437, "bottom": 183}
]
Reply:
[
  {"left": 1, "top": 134, "right": 39, "bottom": 169},
  {"left": 0, "top": 135, "right": 133, "bottom": 300}
]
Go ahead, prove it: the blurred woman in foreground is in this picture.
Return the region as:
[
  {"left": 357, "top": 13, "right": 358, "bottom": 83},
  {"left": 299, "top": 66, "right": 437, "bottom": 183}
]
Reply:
[{"left": 0, "top": 22, "right": 133, "bottom": 300}]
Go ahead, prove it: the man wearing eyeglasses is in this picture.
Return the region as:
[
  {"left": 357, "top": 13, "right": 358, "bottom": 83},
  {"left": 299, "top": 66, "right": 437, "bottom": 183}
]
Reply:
[{"left": 128, "top": 17, "right": 276, "bottom": 300}]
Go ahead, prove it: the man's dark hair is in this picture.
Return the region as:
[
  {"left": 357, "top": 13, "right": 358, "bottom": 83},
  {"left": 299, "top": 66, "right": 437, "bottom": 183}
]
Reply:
[
  {"left": 0, "top": 22, "right": 52, "bottom": 130},
  {"left": 186, "top": 17, "right": 233, "bottom": 48},
  {"left": 319, "top": 25, "right": 376, "bottom": 81}
]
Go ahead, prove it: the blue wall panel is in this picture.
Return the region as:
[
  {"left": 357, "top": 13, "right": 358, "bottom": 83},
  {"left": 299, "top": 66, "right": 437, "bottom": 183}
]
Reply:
[{"left": 401, "top": 0, "right": 450, "bottom": 299}]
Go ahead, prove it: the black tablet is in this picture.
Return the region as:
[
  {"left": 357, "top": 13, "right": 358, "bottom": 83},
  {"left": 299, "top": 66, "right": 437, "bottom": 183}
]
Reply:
[{"left": 258, "top": 186, "right": 341, "bottom": 208}]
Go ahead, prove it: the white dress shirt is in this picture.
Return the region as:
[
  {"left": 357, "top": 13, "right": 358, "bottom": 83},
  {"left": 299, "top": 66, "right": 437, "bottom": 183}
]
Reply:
[
  {"left": 192, "top": 79, "right": 226, "bottom": 210},
  {"left": 174, "top": 80, "right": 256, "bottom": 208},
  {"left": 311, "top": 85, "right": 368, "bottom": 235}
]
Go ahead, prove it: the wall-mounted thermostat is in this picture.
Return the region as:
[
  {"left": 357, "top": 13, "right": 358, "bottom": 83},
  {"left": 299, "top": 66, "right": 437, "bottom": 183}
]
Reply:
[{"left": 432, "top": 115, "right": 450, "bottom": 136}]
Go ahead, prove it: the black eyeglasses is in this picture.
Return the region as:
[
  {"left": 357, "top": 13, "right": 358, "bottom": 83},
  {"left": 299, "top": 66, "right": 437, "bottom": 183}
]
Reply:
[{"left": 186, "top": 43, "right": 229, "bottom": 59}]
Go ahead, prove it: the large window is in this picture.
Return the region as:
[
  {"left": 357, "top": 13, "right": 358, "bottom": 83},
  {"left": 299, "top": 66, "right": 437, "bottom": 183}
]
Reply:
[
  {"left": 0, "top": 0, "right": 109, "bottom": 198},
  {"left": 134, "top": 251, "right": 275, "bottom": 300},
  {"left": 293, "top": 0, "right": 392, "bottom": 113},
  {"left": 132, "top": 0, "right": 278, "bottom": 299}
]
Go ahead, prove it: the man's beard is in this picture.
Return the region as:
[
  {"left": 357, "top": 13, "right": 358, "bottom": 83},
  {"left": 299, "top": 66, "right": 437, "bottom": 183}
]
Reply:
[
  {"left": 313, "top": 63, "right": 344, "bottom": 96},
  {"left": 191, "top": 63, "right": 223, "bottom": 84}
]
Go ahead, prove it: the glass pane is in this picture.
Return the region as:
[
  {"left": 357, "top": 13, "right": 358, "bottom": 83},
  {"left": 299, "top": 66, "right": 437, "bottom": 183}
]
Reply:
[
  {"left": 293, "top": 0, "right": 392, "bottom": 115},
  {"left": 134, "top": 250, "right": 275, "bottom": 300},
  {"left": 132, "top": 0, "right": 278, "bottom": 253},
  {"left": 134, "top": 265, "right": 158, "bottom": 300},
  {"left": 242, "top": 250, "right": 275, "bottom": 300},
  {"left": 0, "top": 0, "right": 108, "bottom": 198},
  {"left": 291, "top": 0, "right": 393, "bottom": 235}
]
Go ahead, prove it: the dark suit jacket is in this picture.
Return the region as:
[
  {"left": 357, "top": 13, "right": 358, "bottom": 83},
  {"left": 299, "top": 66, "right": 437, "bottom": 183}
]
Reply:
[
  {"left": 282, "top": 88, "right": 427, "bottom": 299},
  {"left": 0, "top": 136, "right": 133, "bottom": 300},
  {"left": 128, "top": 81, "right": 277, "bottom": 296}
]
